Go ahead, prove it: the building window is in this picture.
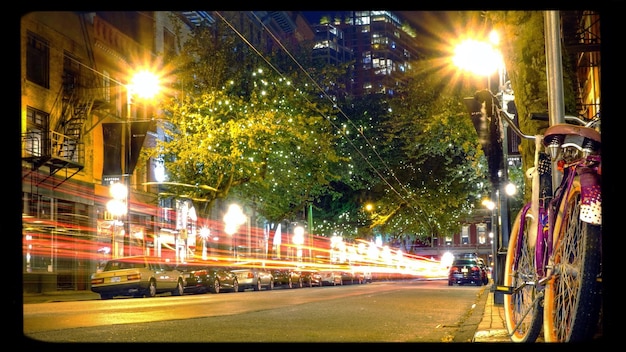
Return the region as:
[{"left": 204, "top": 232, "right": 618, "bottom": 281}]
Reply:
[
  {"left": 477, "top": 223, "right": 487, "bottom": 244},
  {"left": 63, "top": 53, "right": 81, "bottom": 93},
  {"left": 461, "top": 226, "right": 469, "bottom": 245},
  {"left": 26, "top": 31, "right": 50, "bottom": 89},
  {"left": 26, "top": 106, "right": 48, "bottom": 128},
  {"left": 103, "top": 70, "right": 111, "bottom": 103},
  {"left": 23, "top": 193, "right": 54, "bottom": 272},
  {"left": 163, "top": 28, "right": 176, "bottom": 58},
  {"left": 25, "top": 107, "right": 49, "bottom": 157}
]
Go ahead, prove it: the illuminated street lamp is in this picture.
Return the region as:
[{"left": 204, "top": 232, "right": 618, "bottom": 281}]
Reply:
[
  {"left": 454, "top": 31, "right": 512, "bottom": 303},
  {"left": 293, "top": 225, "right": 305, "bottom": 262},
  {"left": 199, "top": 227, "right": 211, "bottom": 260},
  {"left": 121, "top": 69, "right": 161, "bottom": 257},
  {"left": 330, "top": 235, "right": 344, "bottom": 264},
  {"left": 223, "top": 204, "right": 246, "bottom": 260},
  {"left": 106, "top": 182, "right": 128, "bottom": 258},
  {"left": 505, "top": 182, "right": 517, "bottom": 196}
]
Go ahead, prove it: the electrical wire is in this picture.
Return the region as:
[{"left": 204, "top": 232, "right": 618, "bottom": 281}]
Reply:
[{"left": 215, "top": 11, "right": 435, "bottom": 229}]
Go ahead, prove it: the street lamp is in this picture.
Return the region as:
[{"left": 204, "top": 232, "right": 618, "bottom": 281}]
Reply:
[
  {"left": 199, "top": 227, "right": 210, "bottom": 260},
  {"left": 122, "top": 70, "right": 161, "bottom": 257},
  {"left": 293, "top": 225, "right": 305, "bottom": 262},
  {"left": 482, "top": 198, "right": 497, "bottom": 278},
  {"left": 106, "top": 182, "right": 128, "bottom": 258},
  {"left": 454, "top": 31, "right": 512, "bottom": 304},
  {"left": 223, "top": 203, "right": 246, "bottom": 260}
]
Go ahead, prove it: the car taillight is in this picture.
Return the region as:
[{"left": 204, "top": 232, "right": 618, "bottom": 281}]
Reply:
[
  {"left": 471, "top": 266, "right": 480, "bottom": 272},
  {"left": 195, "top": 270, "right": 207, "bottom": 277},
  {"left": 450, "top": 266, "right": 459, "bottom": 272},
  {"left": 91, "top": 278, "right": 104, "bottom": 285},
  {"left": 127, "top": 273, "right": 141, "bottom": 281}
]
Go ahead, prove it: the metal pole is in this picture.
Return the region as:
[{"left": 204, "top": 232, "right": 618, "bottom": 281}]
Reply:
[
  {"left": 544, "top": 11, "right": 566, "bottom": 190},
  {"left": 247, "top": 217, "right": 251, "bottom": 258},
  {"left": 124, "top": 87, "right": 132, "bottom": 257},
  {"left": 491, "top": 190, "right": 499, "bottom": 285},
  {"left": 308, "top": 202, "right": 313, "bottom": 262},
  {"left": 494, "top": 60, "right": 510, "bottom": 305}
]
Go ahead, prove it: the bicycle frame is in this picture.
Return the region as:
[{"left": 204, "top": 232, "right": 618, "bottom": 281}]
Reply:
[{"left": 495, "top": 89, "right": 602, "bottom": 342}]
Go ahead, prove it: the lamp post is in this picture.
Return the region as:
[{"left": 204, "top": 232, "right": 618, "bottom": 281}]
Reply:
[
  {"left": 200, "top": 227, "right": 210, "bottom": 260},
  {"left": 106, "top": 182, "right": 128, "bottom": 258},
  {"left": 454, "top": 32, "right": 513, "bottom": 304},
  {"left": 122, "top": 70, "right": 160, "bottom": 257},
  {"left": 293, "top": 225, "right": 305, "bottom": 262},
  {"left": 482, "top": 198, "right": 497, "bottom": 278},
  {"left": 223, "top": 203, "right": 246, "bottom": 260}
]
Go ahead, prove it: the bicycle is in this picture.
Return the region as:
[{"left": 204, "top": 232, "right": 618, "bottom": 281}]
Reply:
[{"left": 479, "top": 90, "right": 602, "bottom": 342}]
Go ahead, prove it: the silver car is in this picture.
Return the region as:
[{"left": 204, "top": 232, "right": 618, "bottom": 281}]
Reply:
[
  {"left": 230, "top": 261, "right": 274, "bottom": 291},
  {"left": 90, "top": 256, "right": 184, "bottom": 299},
  {"left": 319, "top": 269, "right": 343, "bottom": 286}
]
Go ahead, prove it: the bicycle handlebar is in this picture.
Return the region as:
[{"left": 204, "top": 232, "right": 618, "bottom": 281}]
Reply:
[{"left": 474, "top": 89, "right": 600, "bottom": 142}]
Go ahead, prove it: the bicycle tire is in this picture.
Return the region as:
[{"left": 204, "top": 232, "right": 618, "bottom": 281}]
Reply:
[
  {"left": 503, "top": 208, "right": 544, "bottom": 343},
  {"left": 543, "top": 177, "right": 602, "bottom": 342}
]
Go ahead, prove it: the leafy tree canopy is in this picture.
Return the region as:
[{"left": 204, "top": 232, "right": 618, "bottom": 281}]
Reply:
[{"left": 145, "top": 21, "right": 347, "bottom": 226}]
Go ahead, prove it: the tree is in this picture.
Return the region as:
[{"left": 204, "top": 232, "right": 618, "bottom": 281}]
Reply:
[
  {"left": 311, "top": 59, "right": 491, "bottom": 249},
  {"left": 375, "top": 63, "right": 490, "bottom": 248},
  {"left": 486, "top": 11, "right": 579, "bottom": 203},
  {"left": 145, "top": 20, "right": 346, "bottom": 229}
]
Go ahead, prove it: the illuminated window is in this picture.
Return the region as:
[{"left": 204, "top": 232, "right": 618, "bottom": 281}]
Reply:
[
  {"left": 461, "top": 226, "right": 469, "bottom": 244},
  {"left": 477, "top": 223, "right": 487, "bottom": 244}
]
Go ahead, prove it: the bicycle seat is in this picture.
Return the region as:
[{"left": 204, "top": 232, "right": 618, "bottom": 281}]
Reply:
[{"left": 543, "top": 124, "right": 601, "bottom": 145}]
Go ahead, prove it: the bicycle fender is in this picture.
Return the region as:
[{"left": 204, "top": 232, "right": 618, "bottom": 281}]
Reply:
[{"left": 578, "top": 168, "right": 601, "bottom": 225}]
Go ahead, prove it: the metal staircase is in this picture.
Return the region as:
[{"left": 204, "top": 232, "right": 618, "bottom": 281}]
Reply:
[
  {"left": 22, "top": 66, "right": 110, "bottom": 188},
  {"left": 561, "top": 10, "right": 601, "bottom": 120}
]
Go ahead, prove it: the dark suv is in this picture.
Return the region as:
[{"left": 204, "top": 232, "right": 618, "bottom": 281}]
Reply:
[{"left": 448, "top": 258, "right": 489, "bottom": 286}]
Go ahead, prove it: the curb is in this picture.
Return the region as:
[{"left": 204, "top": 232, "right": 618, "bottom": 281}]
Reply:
[{"left": 472, "top": 286, "right": 510, "bottom": 343}]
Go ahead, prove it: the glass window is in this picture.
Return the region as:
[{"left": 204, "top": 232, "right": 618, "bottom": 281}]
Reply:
[
  {"left": 461, "top": 225, "right": 469, "bottom": 245},
  {"left": 26, "top": 31, "right": 49, "bottom": 88},
  {"left": 477, "top": 223, "right": 487, "bottom": 244},
  {"left": 25, "top": 107, "right": 49, "bottom": 157}
]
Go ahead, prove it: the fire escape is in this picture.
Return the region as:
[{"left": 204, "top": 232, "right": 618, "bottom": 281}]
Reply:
[
  {"left": 22, "top": 58, "right": 110, "bottom": 189},
  {"left": 561, "top": 10, "right": 601, "bottom": 120}
]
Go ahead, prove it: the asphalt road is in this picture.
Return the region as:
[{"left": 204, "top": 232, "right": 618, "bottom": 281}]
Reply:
[{"left": 23, "top": 279, "right": 488, "bottom": 344}]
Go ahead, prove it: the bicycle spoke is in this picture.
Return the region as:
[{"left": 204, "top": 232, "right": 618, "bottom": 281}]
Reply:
[
  {"left": 503, "top": 210, "right": 543, "bottom": 342},
  {"left": 543, "top": 178, "right": 601, "bottom": 342}
]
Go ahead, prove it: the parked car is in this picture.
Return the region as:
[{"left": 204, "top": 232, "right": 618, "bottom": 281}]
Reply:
[
  {"left": 352, "top": 267, "right": 373, "bottom": 284},
  {"left": 230, "top": 261, "right": 274, "bottom": 291},
  {"left": 475, "top": 257, "right": 491, "bottom": 278},
  {"left": 177, "top": 261, "right": 239, "bottom": 294},
  {"left": 319, "top": 269, "right": 343, "bottom": 286},
  {"left": 339, "top": 270, "right": 356, "bottom": 285},
  {"left": 271, "top": 267, "right": 304, "bottom": 289},
  {"left": 448, "top": 258, "right": 489, "bottom": 286},
  {"left": 299, "top": 268, "right": 323, "bottom": 287},
  {"left": 90, "top": 256, "right": 184, "bottom": 299}
]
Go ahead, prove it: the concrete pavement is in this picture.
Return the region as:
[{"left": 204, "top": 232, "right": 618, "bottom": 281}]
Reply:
[
  {"left": 22, "top": 283, "right": 514, "bottom": 342},
  {"left": 471, "top": 287, "right": 512, "bottom": 342}
]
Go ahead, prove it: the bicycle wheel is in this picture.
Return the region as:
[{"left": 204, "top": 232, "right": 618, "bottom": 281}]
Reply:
[
  {"left": 543, "top": 177, "right": 602, "bottom": 342},
  {"left": 503, "top": 208, "right": 543, "bottom": 343}
]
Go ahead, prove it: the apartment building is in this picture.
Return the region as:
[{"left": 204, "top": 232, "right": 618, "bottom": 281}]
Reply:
[{"left": 307, "top": 10, "right": 421, "bottom": 97}]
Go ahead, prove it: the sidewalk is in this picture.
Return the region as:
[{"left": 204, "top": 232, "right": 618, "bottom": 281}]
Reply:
[
  {"left": 472, "top": 287, "right": 511, "bottom": 342},
  {"left": 22, "top": 290, "right": 101, "bottom": 304}
]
